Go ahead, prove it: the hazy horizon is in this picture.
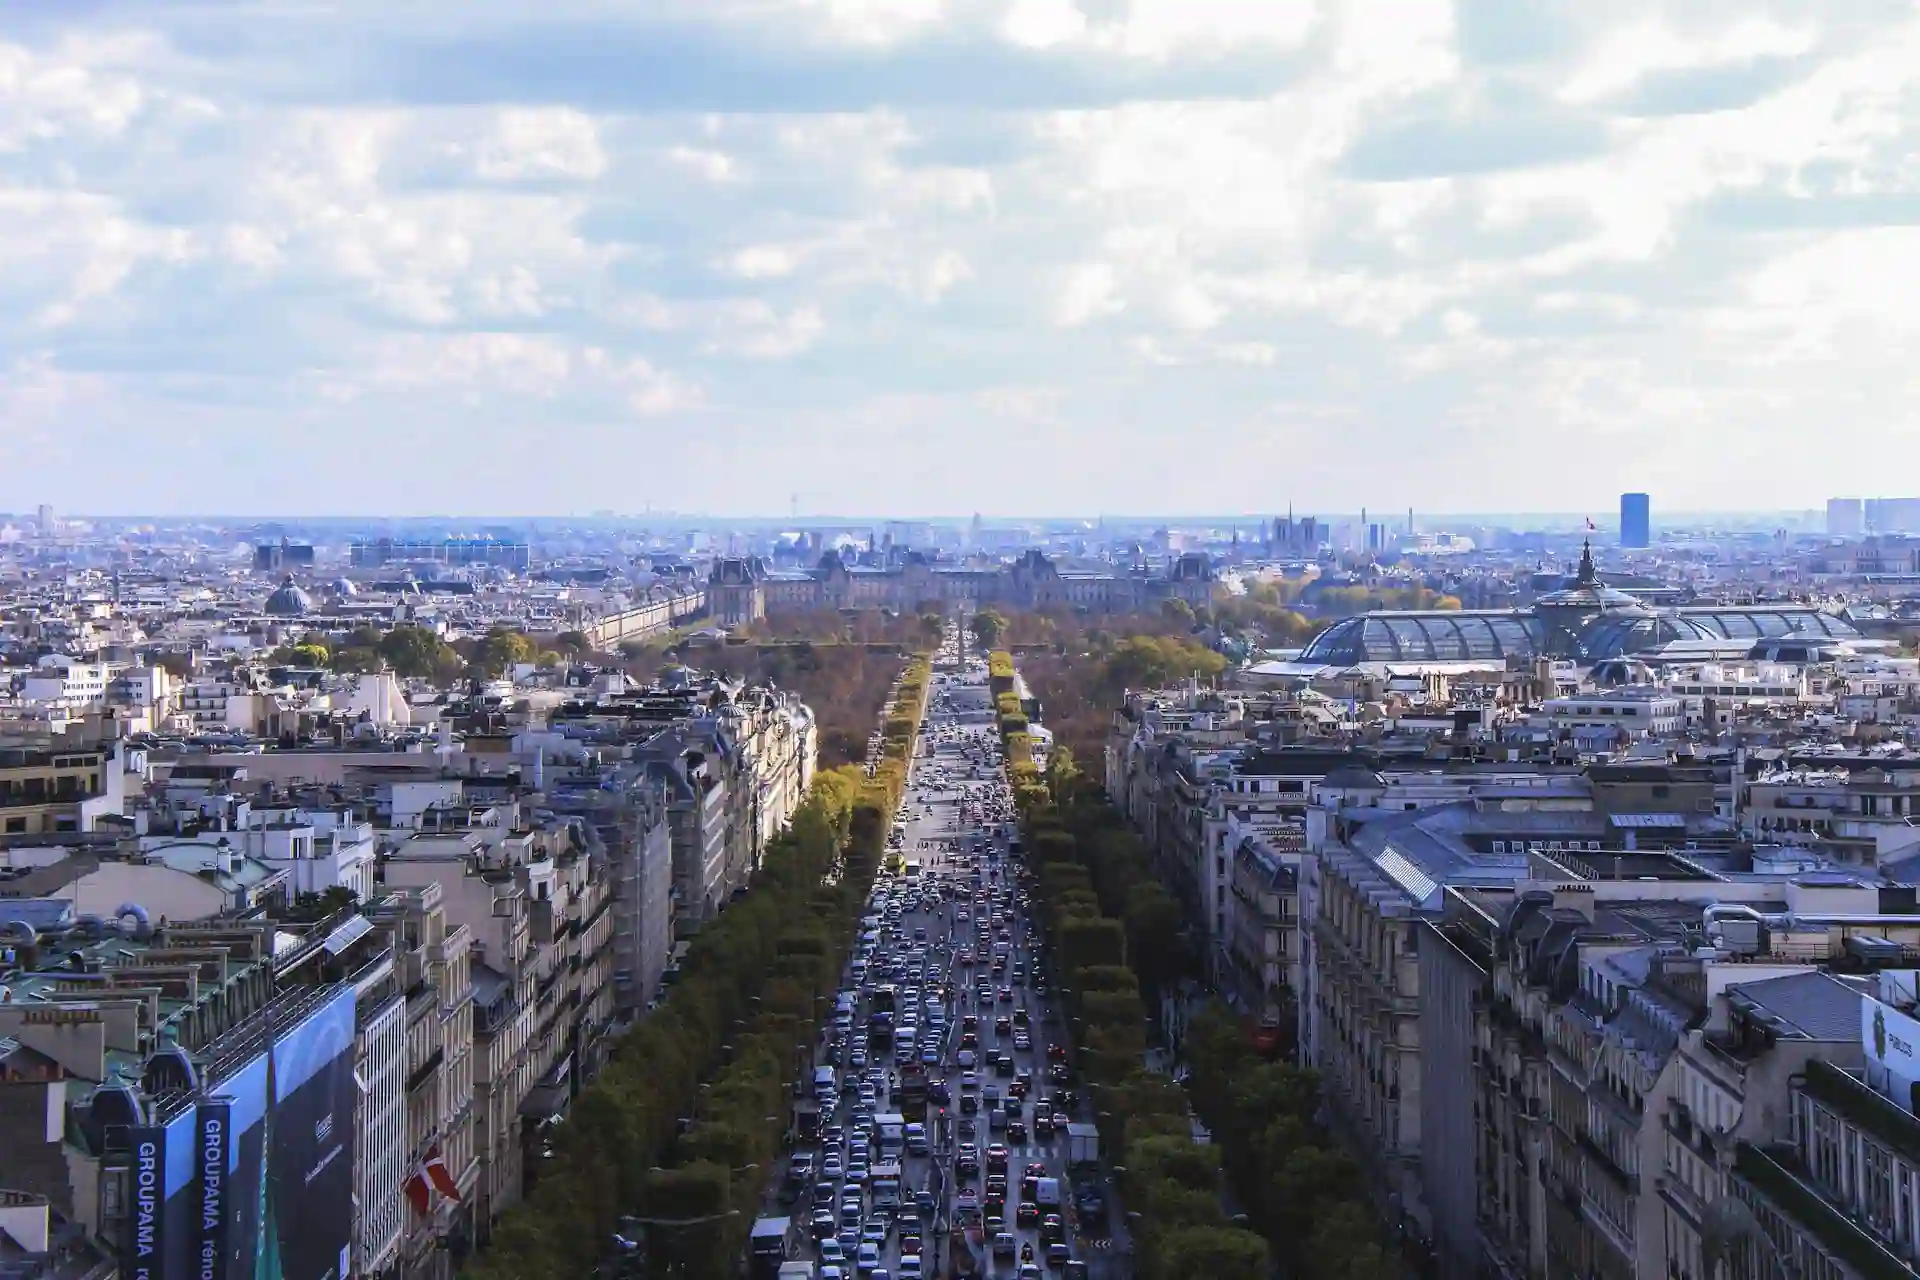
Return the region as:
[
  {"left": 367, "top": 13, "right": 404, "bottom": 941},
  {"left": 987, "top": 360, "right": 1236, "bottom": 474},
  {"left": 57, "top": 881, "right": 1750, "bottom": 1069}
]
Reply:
[{"left": 9, "top": 507, "right": 1839, "bottom": 529}]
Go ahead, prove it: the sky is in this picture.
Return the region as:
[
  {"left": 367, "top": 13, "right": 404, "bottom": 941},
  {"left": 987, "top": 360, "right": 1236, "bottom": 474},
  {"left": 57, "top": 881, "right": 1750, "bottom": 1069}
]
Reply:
[{"left": 3, "top": 0, "right": 1919, "bottom": 519}]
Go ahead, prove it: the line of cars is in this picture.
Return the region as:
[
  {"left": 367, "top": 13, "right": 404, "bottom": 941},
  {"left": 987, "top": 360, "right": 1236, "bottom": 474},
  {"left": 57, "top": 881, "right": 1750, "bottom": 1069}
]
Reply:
[{"left": 758, "top": 646, "right": 1104, "bottom": 1280}]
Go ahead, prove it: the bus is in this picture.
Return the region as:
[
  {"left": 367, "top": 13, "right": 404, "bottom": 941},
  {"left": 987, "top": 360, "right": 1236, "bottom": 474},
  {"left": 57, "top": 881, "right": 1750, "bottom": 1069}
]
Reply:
[
  {"left": 870, "top": 983, "right": 898, "bottom": 1015},
  {"left": 902, "top": 858, "right": 922, "bottom": 879}
]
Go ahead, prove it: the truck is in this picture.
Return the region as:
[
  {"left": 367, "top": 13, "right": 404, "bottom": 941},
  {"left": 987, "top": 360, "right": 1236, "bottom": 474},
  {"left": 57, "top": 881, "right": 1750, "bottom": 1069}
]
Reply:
[
  {"left": 749, "top": 1215, "right": 799, "bottom": 1279},
  {"left": 777, "top": 1263, "right": 817, "bottom": 1280},
  {"left": 1065, "top": 1122, "right": 1100, "bottom": 1169},
  {"left": 870, "top": 1161, "right": 906, "bottom": 1214},
  {"left": 895, "top": 1064, "right": 928, "bottom": 1119},
  {"left": 875, "top": 1112, "right": 907, "bottom": 1157}
]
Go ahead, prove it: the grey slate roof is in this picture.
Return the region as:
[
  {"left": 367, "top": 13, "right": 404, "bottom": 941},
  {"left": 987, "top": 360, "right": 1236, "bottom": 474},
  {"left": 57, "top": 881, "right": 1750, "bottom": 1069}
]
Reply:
[{"left": 1726, "top": 971, "right": 1866, "bottom": 1041}]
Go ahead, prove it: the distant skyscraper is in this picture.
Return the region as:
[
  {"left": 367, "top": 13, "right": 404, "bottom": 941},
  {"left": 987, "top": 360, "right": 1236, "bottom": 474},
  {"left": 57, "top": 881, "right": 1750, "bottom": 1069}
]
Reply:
[
  {"left": 1865, "top": 497, "right": 1920, "bottom": 534},
  {"left": 35, "top": 503, "right": 53, "bottom": 535},
  {"left": 1619, "top": 493, "right": 1651, "bottom": 549},
  {"left": 1827, "top": 497, "right": 1865, "bottom": 537}
]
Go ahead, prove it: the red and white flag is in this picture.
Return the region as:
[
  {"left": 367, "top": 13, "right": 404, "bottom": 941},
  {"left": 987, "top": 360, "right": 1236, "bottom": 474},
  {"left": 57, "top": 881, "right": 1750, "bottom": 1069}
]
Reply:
[
  {"left": 403, "top": 1167, "right": 431, "bottom": 1218},
  {"left": 404, "top": 1145, "right": 463, "bottom": 1216},
  {"left": 425, "top": 1146, "right": 463, "bottom": 1200}
]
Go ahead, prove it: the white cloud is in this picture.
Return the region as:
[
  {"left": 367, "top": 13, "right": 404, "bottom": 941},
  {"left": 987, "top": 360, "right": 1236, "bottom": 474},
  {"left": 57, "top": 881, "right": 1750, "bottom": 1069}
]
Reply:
[
  {"left": 1056, "top": 262, "right": 1122, "bottom": 326},
  {"left": 724, "top": 244, "right": 801, "bottom": 279},
  {"left": 664, "top": 144, "right": 739, "bottom": 182},
  {"left": 9, "top": 1, "right": 1920, "bottom": 513},
  {"left": 477, "top": 108, "right": 608, "bottom": 181},
  {"left": 1561, "top": 18, "right": 1819, "bottom": 105}
]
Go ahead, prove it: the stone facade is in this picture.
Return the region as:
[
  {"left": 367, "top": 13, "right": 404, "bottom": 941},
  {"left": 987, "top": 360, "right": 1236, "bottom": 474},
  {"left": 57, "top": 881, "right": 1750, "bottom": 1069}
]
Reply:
[{"left": 708, "top": 547, "right": 1218, "bottom": 619}]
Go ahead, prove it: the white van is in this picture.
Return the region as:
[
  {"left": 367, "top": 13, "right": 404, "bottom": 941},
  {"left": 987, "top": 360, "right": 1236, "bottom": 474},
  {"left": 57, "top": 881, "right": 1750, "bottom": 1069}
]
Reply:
[{"left": 813, "top": 1067, "right": 837, "bottom": 1104}]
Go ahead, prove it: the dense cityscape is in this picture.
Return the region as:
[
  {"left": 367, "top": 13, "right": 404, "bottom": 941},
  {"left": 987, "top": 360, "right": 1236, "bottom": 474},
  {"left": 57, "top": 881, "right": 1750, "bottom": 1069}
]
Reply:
[{"left": 1, "top": 498, "right": 1920, "bottom": 1280}]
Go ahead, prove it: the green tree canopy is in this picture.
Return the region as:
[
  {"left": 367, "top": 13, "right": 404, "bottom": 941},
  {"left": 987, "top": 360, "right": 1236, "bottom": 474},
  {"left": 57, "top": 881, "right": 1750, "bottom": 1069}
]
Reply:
[
  {"left": 474, "top": 627, "right": 538, "bottom": 677},
  {"left": 971, "top": 608, "right": 1009, "bottom": 648},
  {"left": 376, "top": 625, "right": 463, "bottom": 680},
  {"left": 1124, "top": 881, "right": 1190, "bottom": 992},
  {"left": 1156, "top": 1225, "right": 1270, "bottom": 1280}
]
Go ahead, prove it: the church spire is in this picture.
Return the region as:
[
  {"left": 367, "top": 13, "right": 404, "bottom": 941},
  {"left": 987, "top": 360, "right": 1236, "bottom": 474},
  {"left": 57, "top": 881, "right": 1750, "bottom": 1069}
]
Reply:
[{"left": 1577, "top": 539, "right": 1596, "bottom": 587}]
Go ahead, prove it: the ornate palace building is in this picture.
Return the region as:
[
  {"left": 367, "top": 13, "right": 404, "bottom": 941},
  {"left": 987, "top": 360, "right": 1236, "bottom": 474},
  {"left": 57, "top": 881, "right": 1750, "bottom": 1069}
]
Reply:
[{"left": 706, "top": 548, "right": 1218, "bottom": 626}]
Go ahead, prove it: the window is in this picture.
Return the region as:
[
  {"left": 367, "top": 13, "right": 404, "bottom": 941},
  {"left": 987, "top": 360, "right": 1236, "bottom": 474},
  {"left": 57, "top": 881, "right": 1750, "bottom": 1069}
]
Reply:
[
  {"left": 1492, "top": 841, "right": 1507, "bottom": 853},
  {"left": 3, "top": 816, "right": 24, "bottom": 834}
]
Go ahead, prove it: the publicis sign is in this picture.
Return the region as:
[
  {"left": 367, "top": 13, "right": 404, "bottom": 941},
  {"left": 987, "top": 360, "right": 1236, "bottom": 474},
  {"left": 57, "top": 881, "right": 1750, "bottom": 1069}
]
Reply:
[
  {"left": 125, "top": 1126, "right": 166, "bottom": 1280},
  {"left": 197, "top": 1099, "right": 232, "bottom": 1280}
]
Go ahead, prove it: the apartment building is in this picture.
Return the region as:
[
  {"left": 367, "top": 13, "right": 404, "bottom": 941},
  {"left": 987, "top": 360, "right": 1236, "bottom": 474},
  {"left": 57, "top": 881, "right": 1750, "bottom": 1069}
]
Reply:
[
  {"left": 20, "top": 661, "right": 113, "bottom": 710},
  {"left": 365, "top": 882, "right": 478, "bottom": 1280},
  {"left": 1542, "top": 689, "right": 1688, "bottom": 739},
  {"left": 1223, "top": 814, "right": 1304, "bottom": 1029},
  {"left": 550, "top": 669, "right": 816, "bottom": 932},
  {"left": 1408, "top": 863, "right": 1920, "bottom": 1280},
  {"left": 1743, "top": 754, "right": 1920, "bottom": 869},
  {"left": 548, "top": 768, "right": 676, "bottom": 1015},
  {"left": 0, "top": 742, "right": 125, "bottom": 836}
]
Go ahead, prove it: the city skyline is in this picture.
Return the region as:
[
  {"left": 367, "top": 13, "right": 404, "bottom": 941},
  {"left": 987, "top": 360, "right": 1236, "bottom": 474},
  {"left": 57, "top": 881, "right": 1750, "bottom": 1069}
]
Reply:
[
  {"left": 6, "top": 3, "right": 1920, "bottom": 514},
  {"left": 0, "top": 503, "right": 1877, "bottom": 528}
]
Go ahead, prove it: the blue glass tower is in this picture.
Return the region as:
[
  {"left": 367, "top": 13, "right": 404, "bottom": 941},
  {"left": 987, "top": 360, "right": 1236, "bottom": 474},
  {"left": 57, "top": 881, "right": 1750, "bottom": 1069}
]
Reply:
[{"left": 1620, "top": 493, "right": 1651, "bottom": 548}]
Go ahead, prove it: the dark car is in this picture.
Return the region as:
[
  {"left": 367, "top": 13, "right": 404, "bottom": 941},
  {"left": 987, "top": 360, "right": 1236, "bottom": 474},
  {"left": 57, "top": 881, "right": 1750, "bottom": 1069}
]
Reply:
[
  {"left": 1016, "top": 1201, "right": 1041, "bottom": 1228},
  {"left": 1046, "top": 1242, "right": 1072, "bottom": 1270},
  {"left": 1007, "top": 1120, "right": 1028, "bottom": 1143},
  {"left": 1042, "top": 1214, "right": 1066, "bottom": 1245}
]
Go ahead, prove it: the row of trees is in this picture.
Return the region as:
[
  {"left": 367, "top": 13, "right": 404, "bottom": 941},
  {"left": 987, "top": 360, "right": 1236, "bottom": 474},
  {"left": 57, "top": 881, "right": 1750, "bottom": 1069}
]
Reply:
[
  {"left": 999, "top": 643, "right": 1405, "bottom": 1280},
  {"left": 618, "top": 642, "right": 915, "bottom": 771},
  {"left": 741, "top": 606, "right": 948, "bottom": 648},
  {"left": 267, "top": 625, "right": 596, "bottom": 681},
  {"left": 1184, "top": 1008, "right": 1401, "bottom": 1280},
  {"left": 463, "top": 657, "right": 933, "bottom": 1280},
  {"left": 990, "top": 654, "right": 1269, "bottom": 1280}
]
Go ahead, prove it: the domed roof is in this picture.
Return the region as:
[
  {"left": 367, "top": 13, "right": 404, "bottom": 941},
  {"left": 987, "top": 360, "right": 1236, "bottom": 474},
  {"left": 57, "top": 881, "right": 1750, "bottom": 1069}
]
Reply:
[
  {"left": 263, "top": 575, "right": 314, "bottom": 616},
  {"left": 1299, "top": 611, "right": 1544, "bottom": 665},
  {"left": 330, "top": 578, "right": 357, "bottom": 598},
  {"left": 1535, "top": 541, "right": 1649, "bottom": 613}
]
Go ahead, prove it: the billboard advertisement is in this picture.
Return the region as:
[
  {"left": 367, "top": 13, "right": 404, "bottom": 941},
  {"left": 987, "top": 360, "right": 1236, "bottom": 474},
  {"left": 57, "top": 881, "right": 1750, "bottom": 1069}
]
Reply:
[
  {"left": 1864, "top": 993, "right": 1920, "bottom": 1114},
  {"left": 268, "top": 985, "right": 358, "bottom": 1280},
  {"left": 196, "top": 1098, "right": 233, "bottom": 1280},
  {"left": 207, "top": 1050, "right": 269, "bottom": 1280},
  {"left": 123, "top": 1105, "right": 200, "bottom": 1280},
  {"left": 200, "top": 984, "right": 357, "bottom": 1280}
]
